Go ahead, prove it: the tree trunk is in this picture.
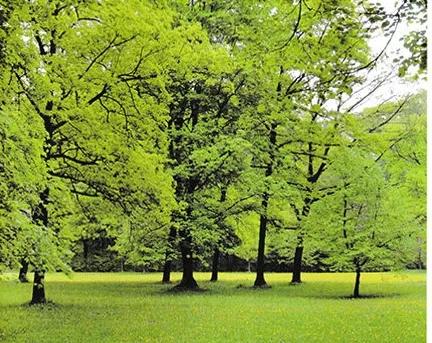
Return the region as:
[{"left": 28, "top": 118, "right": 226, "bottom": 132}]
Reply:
[
  {"left": 162, "top": 227, "right": 177, "bottom": 283},
  {"left": 247, "top": 260, "right": 251, "bottom": 273},
  {"left": 210, "top": 248, "right": 220, "bottom": 282},
  {"left": 29, "top": 189, "right": 49, "bottom": 304},
  {"left": 18, "top": 259, "right": 29, "bottom": 283},
  {"left": 254, "top": 199, "right": 269, "bottom": 287},
  {"left": 175, "top": 237, "right": 198, "bottom": 289},
  {"left": 353, "top": 267, "right": 361, "bottom": 298},
  {"left": 291, "top": 245, "right": 304, "bottom": 284},
  {"left": 254, "top": 122, "right": 277, "bottom": 288},
  {"left": 162, "top": 259, "right": 172, "bottom": 283},
  {"left": 30, "top": 270, "right": 46, "bottom": 305}
]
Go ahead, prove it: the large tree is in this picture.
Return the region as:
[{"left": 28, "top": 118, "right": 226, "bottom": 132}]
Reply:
[{"left": 2, "top": 0, "right": 180, "bottom": 303}]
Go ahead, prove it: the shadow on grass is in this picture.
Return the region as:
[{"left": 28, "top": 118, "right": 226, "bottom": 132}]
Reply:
[
  {"left": 5, "top": 279, "right": 406, "bottom": 305},
  {"left": 236, "top": 283, "right": 272, "bottom": 290},
  {"left": 311, "top": 293, "right": 401, "bottom": 300},
  {"left": 20, "top": 300, "right": 61, "bottom": 310},
  {"left": 163, "top": 286, "right": 208, "bottom": 295}
]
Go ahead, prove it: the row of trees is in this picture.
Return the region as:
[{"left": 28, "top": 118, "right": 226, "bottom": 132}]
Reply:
[{"left": 0, "top": 0, "right": 425, "bottom": 303}]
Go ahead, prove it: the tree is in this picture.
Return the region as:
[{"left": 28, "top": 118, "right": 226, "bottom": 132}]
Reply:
[
  {"left": 165, "top": 62, "right": 248, "bottom": 289},
  {"left": 199, "top": 184, "right": 256, "bottom": 282},
  {"left": 371, "top": 91, "right": 426, "bottom": 268},
  {"left": 0, "top": 0, "right": 425, "bottom": 304},
  {"left": 242, "top": 0, "right": 370, "bottom": 286},
  {"left": 305, "top": 92, "right": 426, "bottom": 297},
  {"left": 2, "top": 0, "right": 180, "bottom": 303},
  {"left": 308, "top": 146, "right": 420, "bottom": 297}
]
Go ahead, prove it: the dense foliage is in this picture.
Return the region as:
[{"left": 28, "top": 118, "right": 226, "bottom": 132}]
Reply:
[{"left": 0, "top": 0, "right": 426, "bottom": 302}]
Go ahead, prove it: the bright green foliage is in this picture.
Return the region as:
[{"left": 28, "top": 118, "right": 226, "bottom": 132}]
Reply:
[
  {"left": 374, "top": 93, "right": 426, "bottom": 267},
  {"left": 308, "top": 148, "right": 419, "bottom": 272},
  {"left": 361, "top": 0, "right": 427, "bottom": 78},
  {"left": 234, "top": 0, "right": 369, "bottom": 282},
  {"left": 229, "top": 212, "right": 259, "bottom": 265},
  {"left": 0, "top": 0, "right": 426, "bottom": 301},
  {"left": 305, "top": 93, "right": 426, "bottom": 278},
  {"left": 0, "top": 0, "right": 181, "bottom": 273},
  {"left": 0, "top": 108, "right": 46, "bottom": 270},
  {"left": 395, "top": 0, "right": 427, "bottom": 78}
]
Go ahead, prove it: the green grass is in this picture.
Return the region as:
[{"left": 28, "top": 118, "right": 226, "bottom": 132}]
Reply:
[{"left": 0, "top": 271, "right": 425, "bottom": 342}]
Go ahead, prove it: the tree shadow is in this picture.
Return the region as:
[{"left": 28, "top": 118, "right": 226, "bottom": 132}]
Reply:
[
  {"left": 311, "top": 293, "right": 401, "bottom": 300},
  {"left": 289, "top": 281, "right": 304, "bottom": 286},
  {"left": 235, "top": 283, "right": 272, "bottom": 290},
  {"left": 20, "top": 300, "right": 62, "bottom": 310},
  {"left": 164, "top": 286, "right": 208, "bottom": 294},
  {"left": 3, "top": 279, "right": 407, "bottom": 306}
]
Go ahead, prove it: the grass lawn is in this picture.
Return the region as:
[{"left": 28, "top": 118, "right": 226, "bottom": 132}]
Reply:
[{"left": 0, "top": 271, "right": 425, "bottom": 342}]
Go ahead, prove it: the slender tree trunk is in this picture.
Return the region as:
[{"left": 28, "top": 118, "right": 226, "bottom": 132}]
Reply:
[
  {"left": 247, "top": 260, "right": 251, "bottom": 273},
  {"left": 254, "top": 122, "right": 277, "bottom": 288},
  {"left": 254, "top": 195, "right": 269, "bottom": 287},
  {"left": 30, "top": 270, "right": 46, "bottom": 305},
  {"left": 210, "top": 248, "right": 220, "bottom": 282},
  {"left": 291, "top": 244, "right": 303, "bottom": 284},
  {"left": 291, "top": 195, "right": 311, "bottom": 284},
  {"left": 29, "top": 188, "right": 49, "bottom": 304},
  {"left": 162, "top": 227, "right": 177, "bottom": 283},
  {"left": 353, "top": 267, "right": 361, "bottom": 298},
  {"left": 18, "top": 259, "right": 29, "bottom": 283},
  {"left": 175, "top": 236, "right": 198, "bottom": 289}
]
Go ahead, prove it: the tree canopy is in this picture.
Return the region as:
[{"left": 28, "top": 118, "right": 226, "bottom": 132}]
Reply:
[{"left": 0, "top": 0, "right": 426, "bottom": 302}]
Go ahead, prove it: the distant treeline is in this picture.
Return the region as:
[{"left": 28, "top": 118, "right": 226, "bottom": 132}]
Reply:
[{"left": 70, "top": 237, "right": 425, "bottom": 273}]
